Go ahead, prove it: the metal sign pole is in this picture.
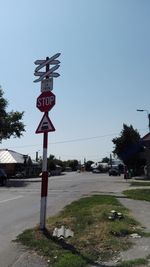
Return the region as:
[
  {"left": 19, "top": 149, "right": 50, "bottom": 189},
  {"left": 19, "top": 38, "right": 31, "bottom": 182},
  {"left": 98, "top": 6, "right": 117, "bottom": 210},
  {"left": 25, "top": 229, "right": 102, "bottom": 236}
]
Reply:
[
  {"left": 40, "top": 58, "right": 49, "bottom": 230},
  {"left": 40, "top": 128, "right": 48, "bottom": 229},
  {"left": 34, "top": 53, "right": 60, "bottom": 230}
]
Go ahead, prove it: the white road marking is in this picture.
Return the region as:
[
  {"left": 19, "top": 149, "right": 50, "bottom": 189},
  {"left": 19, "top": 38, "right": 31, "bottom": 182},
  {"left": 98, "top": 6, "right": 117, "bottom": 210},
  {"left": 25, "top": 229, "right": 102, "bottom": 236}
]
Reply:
[{"left": 0, "top": 196, "right": 23, "bottom": 204}]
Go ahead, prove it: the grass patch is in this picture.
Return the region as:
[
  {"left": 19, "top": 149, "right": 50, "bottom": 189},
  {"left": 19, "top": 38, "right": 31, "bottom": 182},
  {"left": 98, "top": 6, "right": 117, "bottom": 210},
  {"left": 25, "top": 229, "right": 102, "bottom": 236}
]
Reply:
[
  {"left": 16, "top": 195, "right": 145, "bottom": 267},
  {"left": 130, "top": 181, "right": 150, "bottom": 187},
  {"left": 117, "top": 258, "right": 148, "bottom": 267},
  {"left": 123, "top": 189, "right": 150, "bottom": 202},
  {"left": 53, "top": 252, "right": 86, "bottom": 267}
]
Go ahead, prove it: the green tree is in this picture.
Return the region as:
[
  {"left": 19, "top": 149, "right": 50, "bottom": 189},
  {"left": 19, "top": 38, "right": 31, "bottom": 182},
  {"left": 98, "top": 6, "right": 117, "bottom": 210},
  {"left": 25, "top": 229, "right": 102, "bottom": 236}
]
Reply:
[
  {"left": 0, "top": 88, "right": 25, "bottom": 142},
  {"left": 47, "top": 154, "right": 56, "bottom": 171},
  {"left": 47, "top": 154, "right": 65, "bottom": 172},
  {"left": 85, "top": 160, "right": 94, "bottom": 171},
  {"left": 48, "top": 154, "right": 55, "bottom": 161},
  {"left": 112, "top": 124, "right": 144, "bottom": 174},
  {"left": 66, "top": 160, "right": 79, "bottom": 171},
  {"left": 101, "top": 157, "right": 109, "bottom": 163}
]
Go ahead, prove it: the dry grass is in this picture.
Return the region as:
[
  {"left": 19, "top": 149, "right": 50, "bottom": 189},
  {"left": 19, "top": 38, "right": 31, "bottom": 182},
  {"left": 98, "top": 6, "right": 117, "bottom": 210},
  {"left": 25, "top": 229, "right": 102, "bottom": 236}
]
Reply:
[
  {"left": 45, "top": 196, "right": 139, "bottom": 261},
  {"left": 17, "top": 195, "right": 144, "bottom": 266}
]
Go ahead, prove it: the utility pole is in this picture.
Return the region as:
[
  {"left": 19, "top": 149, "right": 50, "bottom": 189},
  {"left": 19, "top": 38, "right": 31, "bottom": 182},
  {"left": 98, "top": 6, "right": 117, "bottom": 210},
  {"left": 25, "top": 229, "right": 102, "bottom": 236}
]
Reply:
[{"left": 137, "top": 109, "right": 150, "bottom": 132}]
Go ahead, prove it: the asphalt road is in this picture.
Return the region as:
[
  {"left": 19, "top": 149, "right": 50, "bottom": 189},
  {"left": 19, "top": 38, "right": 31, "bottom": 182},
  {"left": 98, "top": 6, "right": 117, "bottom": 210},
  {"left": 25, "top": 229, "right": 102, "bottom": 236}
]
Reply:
[{"left": 0, "top": 172, "right": 133, "bottom": 266}]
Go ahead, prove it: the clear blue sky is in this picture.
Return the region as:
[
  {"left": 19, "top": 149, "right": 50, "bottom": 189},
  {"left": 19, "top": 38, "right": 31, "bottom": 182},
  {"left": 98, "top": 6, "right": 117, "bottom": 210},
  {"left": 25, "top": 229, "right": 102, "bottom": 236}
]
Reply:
[{"left": 1, "top": 0, "right": 150, "bottom": 162}]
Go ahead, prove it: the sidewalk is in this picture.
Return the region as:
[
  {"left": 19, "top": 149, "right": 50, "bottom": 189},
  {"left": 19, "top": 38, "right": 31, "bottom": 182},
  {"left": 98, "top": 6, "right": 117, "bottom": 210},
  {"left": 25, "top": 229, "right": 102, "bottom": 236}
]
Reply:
[
  {"left": 0, "top": 243, "right": 48, "bottom": 267},
  {"left": 102, "top": 197, "right": 150, "bottom": 266},
  {"left": 118, "top": 198, "right": 150, "bottom": 232},
  {"left": 11, "top": 249, "right": 48, "bottom": 267},
  {"left": 118, "top": 197, "right": 150, "bottom": 262}
]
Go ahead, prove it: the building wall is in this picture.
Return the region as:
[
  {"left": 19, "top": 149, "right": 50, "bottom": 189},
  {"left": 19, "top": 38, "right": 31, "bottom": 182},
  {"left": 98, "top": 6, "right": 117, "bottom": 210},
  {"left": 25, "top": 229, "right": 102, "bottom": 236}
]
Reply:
[{"left": 0, "top": 163, "right": 41, "bottom": 178}]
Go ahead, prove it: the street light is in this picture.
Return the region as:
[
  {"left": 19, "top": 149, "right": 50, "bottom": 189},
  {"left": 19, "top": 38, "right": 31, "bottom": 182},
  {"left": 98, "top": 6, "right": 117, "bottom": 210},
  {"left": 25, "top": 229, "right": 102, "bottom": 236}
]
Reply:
[{"left": 136, "top": 109, "right": 150, "bottom": 132}]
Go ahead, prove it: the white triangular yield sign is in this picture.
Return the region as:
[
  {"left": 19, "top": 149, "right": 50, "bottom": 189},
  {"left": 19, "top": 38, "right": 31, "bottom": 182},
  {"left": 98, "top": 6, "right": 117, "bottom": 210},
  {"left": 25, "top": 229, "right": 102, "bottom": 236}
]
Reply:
[{"left": 35, "top": 113, "right": 55, "bottom": 134}]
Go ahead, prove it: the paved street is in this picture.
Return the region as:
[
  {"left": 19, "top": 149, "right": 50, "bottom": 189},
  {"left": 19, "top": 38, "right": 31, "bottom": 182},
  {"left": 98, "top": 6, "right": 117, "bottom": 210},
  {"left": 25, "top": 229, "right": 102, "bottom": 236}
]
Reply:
[{"left": 0, "top": 172, "right": 149, "bottom": 266}]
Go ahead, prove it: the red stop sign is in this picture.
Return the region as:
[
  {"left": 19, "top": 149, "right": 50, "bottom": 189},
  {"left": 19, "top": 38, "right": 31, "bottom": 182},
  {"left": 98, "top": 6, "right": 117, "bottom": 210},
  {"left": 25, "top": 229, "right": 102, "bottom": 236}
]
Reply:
[{"left": 36, "top": 91, "right": 56, "bottom": 112}]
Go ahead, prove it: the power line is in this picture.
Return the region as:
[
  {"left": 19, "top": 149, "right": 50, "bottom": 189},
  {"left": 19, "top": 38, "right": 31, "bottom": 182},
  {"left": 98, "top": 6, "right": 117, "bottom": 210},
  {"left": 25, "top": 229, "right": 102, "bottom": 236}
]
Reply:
[
  {"left": 4, "top": 132, "right": 118, "bottom": 149},
  {"left": 50, "top": 133, "right": 119, "bottom": 145},
  {"left": 3, "top": 128, "right": 147, "bottom": 150}
]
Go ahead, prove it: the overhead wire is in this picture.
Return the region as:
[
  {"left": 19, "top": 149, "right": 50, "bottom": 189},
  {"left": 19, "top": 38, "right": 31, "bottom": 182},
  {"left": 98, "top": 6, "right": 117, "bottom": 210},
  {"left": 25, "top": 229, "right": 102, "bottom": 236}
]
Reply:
[
  {"left": 3, "top": 128, "right": 147, "bottom": 150},
  {"left": 3, "top": 132, "right": 119, "bottom": 149}
]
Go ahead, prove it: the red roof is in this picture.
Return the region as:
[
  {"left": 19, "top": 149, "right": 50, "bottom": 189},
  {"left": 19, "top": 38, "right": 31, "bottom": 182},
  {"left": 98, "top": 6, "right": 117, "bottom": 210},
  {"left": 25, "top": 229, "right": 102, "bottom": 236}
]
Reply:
[{"left": 141, "top": 133, "right": 150, "bottom": 141}]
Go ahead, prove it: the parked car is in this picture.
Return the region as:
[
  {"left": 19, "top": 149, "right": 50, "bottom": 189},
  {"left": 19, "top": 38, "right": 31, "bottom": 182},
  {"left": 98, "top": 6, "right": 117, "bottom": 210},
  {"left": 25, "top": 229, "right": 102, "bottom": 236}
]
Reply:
[
  {"left": 0, "top": 169, "right": 7, "bottom": 186},
  {"left": 109, "top": 167, "right": 120, "bottom": 176}
]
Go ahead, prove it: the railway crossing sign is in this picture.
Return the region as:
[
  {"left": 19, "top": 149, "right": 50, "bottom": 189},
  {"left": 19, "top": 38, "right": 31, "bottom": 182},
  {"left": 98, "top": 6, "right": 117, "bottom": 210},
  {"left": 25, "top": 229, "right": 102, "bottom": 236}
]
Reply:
[
  {"left": 35, "top": 113, "right": 55, "bottom": 134},
  {"left": 34, "top": 53, "right": 61, "bottom": 83}
]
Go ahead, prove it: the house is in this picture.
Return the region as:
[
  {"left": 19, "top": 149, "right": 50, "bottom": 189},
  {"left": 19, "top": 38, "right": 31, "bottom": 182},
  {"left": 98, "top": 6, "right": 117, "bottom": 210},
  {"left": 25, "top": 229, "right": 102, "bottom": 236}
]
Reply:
[
  {"left": 141, "top": 132, "right": 150, "bottom": 148},
  {"left": 0, "top": 149, "right": 40, "bottom": 178}
]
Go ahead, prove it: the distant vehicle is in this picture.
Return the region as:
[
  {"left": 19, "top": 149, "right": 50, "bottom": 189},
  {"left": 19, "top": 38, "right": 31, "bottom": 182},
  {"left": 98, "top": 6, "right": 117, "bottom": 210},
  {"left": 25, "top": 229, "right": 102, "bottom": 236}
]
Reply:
[
  {"left": 91, "top": 162, "right": 109, "bottom": 173},
  {"left": 92, "top": 168, "right": 101, "bottom": 173},
  {"left": 109, "top": 167, "right": 120, "bottom": 176},
  {"left": 0, "top": 169, "right": 7, "bottom": 186}
]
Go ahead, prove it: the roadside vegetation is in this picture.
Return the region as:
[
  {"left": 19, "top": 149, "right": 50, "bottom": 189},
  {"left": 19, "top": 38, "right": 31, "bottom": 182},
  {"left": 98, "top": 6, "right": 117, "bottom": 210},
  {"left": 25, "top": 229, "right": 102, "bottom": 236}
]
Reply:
[
  {"left": 0, "top": 86, "right": 25, "bottom": 142},
  {"left": 112, "top": 124, "right": 145, "bottom": 176},
  {"left": 123, "top": 189, "right": 150, "bottom": 202},
  {"left": 16, "top": 195, "right": 146, "bottom": 267},
  {"left": 117, "top": 257, "right": 149, "bottom": 267},
  {"left": 130, "top": 181, "right": 150, "bottom": 187}
]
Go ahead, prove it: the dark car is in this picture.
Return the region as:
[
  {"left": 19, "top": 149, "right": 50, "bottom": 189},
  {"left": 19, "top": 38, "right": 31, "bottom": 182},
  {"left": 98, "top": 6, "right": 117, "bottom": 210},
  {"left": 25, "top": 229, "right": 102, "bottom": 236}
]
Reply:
[
  {"left": 0, "top": 169, "right": 7, "bottom": 186},
  {"left": 109, "top": 167, "right": 120, "bottom": 176}
]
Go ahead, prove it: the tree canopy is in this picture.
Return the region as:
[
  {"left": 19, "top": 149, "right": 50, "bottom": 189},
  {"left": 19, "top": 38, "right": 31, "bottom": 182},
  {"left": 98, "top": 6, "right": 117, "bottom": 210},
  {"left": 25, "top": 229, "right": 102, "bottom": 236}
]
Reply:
[
  {"left": 47, "top": 155, "right": 79, "bottom": 172},
  {"left": 85, "top": 160, "right": 94, "bottom": 171},
  {"left": 112, "top": 124, "right": 145, "bottom": 173},
  {"left": 47, "top": 154, "right": 63, "bottom": 171},
  {"left": 101, "top": 157, "right": 110, "bottom": 163},
  {"left": 0, "top": 88, "right": 25, "bottom": 142}
]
